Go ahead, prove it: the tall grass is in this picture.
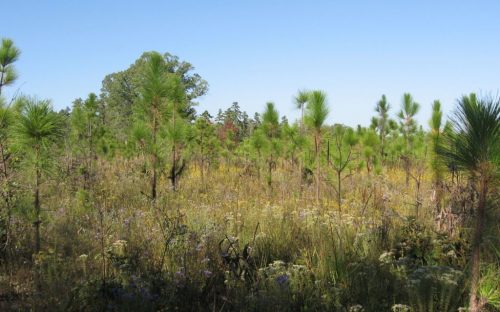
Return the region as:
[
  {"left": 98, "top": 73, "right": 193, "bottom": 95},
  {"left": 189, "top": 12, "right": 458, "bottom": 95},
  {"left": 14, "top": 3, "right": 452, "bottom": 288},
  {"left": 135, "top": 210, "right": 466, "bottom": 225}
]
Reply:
[{"left": 0, "top": 157, "right": 478, "bottom": 311}]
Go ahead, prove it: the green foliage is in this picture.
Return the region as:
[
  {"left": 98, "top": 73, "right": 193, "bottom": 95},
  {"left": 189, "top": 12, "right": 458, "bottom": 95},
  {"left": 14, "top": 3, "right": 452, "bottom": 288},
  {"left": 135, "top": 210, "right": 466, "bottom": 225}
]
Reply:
[
  {"left": 329, "top": 125, "right": 359, "bottom": 210},
  {"left": 398, "top": 92, "right": 420, "bottom": 152},
  {"left": 250, "top": 128, "right": 268, "bottom": 154},
  {"left": 428, "top": 99, "right": 449, "bottom": 200},
  {"left": 0, "top": 41, "right": 494, "bottom": 311},
  {"left": 192, "top": 115, "right": 221, "bottom": 170},
  {"left": 70, "top": 93, "right": 110, "bottom": 166},
  {"left": 437, "top": 93, "right": 500, "bottom": 173},
  {"left": 262, "top": 102, "right": 280, "bottom": 139},
  {"left": 372, "top": 94, "right": 393, "bottom": 158},
  {"left": 0, "top": 38, "right": 20, "bottom": 94},
  {"left": 294, "top": 89, "right": 309, "bottom": 110},
  {"left": 406, "top": 266, "right": 464, "bottom": 312},
  {"left": 305, "top": 90, "right": 329, "bottom": 132},
  {"left": 0, "top": 101, "right": 14, "bottom": 142},
  {"left": 14, "top": 97, "right": 63, "bottom": 153},
  {"left": 100, "top": 51, "right": 208, "bottom": 142},
  {"left": 361, "top": 129, "right": 380, "bottom": 173},
  {"left": 281, "top": 122, "right": 306, "bottom": 163},
  {"left": 479, "top": 262, "right": 500, "bottom": 309},
  {"left": 430, "top": 100, "right": 442, "bottom": 133}
]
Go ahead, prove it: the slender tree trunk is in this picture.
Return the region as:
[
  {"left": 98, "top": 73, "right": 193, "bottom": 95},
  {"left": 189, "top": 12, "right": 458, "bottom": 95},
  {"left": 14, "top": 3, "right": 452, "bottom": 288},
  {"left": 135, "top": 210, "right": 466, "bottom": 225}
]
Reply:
[
  {"left": 172, "top": 144, "right": 177, "bottom": 191},
  {"left": 315, "top": 133, "right": 320, "bottom": 205},
  {"left": 171, "top": 104, "right": 178, "bottom": 191},
  {"left": 88, "top": 120, "right": 93, "bottom": 188},
  {"left": 469, "top": 176, "right": 488, "bottom": 312},
  {"left": 433, "top": 136, "right": 443, "bottom": 214},
  {"left": 257, "top": 149, "right": 261, "bottom": 180},
  {"left": 201, "top": 156, "right": 205, "bottom": 188},
  {"left": 380, "top": 125, "right": 385, "bottom": 161},
  {"left": 415, "top": 176, "right": 421, "bottom": 219},
  {"left": 0, "top": 71, "right": 4, "bottom": 96},
  {"left": 327, "top": 140, "right": 331, "bottom": 166},
  {"left": 151, "top": 112, "right": 158, "bottom": 200},
  {"left": 200, "top": 134, "right": 205, "bottom": 187},
  {"left": 34, "top": 148, "right": 41, "bottom": 253},
  {"left": 268, "top": 154, "right": 273, "bottom": 189},
  {"left": 152, "top": 156, "right": 157, "bottom": 200},
  {"left": 300, "top": 105, "right": 304, "bottom": 134},
  {"left": 336, "top": 138, "right": 343, "bottom": 212},
  {"left": 31, "top": 146, "right": 43, "bottom": 308},
  {"left": 433, "top": 174, "right": 442, "bottom": 210},
  {"left": 1, "top": 144, "right": 13, "bottom": 252},
  {"left": 34, "top": 169, "right": 40, "bottom": 253},
  {"left": 337, "top": 170, "right": 342, "bottom": 212}
]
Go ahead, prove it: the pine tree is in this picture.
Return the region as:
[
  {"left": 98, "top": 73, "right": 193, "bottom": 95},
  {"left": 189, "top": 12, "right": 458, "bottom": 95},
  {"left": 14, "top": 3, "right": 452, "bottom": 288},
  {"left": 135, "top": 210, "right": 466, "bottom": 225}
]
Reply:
[
  {"left": 437, "top": 94, "right": 500, "bottom": 311},
  {"left": 305, "top": 90, "right": 329, "bottom": 204},
  {"left": 14, "top": 98, "right": 63, "bottom": 253},
  {"left": 262, "top": 102, "right": 280, "bottom": 188},
  {"left": 397, "top": 93, "right": 420, "bottom": 186},
  {"left": 0, "top": 39, "right": 20, "bottom": 95},
  {"left": 133, "top": 52, "right": 182, "bottom": 199}
]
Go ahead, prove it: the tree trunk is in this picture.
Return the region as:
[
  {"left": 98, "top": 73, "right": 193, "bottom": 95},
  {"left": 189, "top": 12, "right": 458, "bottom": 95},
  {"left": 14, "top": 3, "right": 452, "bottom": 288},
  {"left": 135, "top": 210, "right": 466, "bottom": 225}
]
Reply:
[
  {"left": 327, "top": 140, "right": 331, "bottom": 166},
  {"left": 172, "top": 144, "right": 177, "bottom": 191},
  {"left": 151, "top": 156, "right": 157, "bottom": 200},
  {"left": 415, "top": 177, "right": 421, "bottom": 219},
  {"left": 315, "top": 133, "right": 320, "bottom": 205},
  {"left": 337, "top": 170, "right": 342, "bottom": 212},
  {"left": 469, "top": 176, "right": 488, "bottom": 312},
  {"left": 151, "top": 109, "right": 158, "bottom": 200},
  {"left": 1, "top": 144, "right": 13, "bottom": 254},
  {"left": 257, "top": 150, "right": 261, "bottom": 180},
  {"left": 0, "top": 70, "right": 4, "bottom": 95},
  {"left": 380, "top": 123, "right": 386, "bottom": 161},
  {"left": 171, "top": 103, "right": 178, "bottom": 191},
  {"left": 301, "top": 105, "right": 304, "bottom": 134},
  {"left": 200, "top": 135, "right": 205, "bottom": 187},
  {"left": 35, "top": 172, "right": 40, "bottom": 253},
  {"left": 34, "top": 148, "right": 41, "bottom": 253},
  {"left": 268, "top": 154, "right": 273, "bottom": 189}
]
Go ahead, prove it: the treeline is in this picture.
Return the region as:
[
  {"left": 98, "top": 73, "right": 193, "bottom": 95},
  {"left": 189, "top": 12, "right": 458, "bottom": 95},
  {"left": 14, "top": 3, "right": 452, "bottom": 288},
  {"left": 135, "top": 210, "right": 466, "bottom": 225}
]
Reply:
[{"left": 2, "top": 41, "right": 446, "bottom": 201}]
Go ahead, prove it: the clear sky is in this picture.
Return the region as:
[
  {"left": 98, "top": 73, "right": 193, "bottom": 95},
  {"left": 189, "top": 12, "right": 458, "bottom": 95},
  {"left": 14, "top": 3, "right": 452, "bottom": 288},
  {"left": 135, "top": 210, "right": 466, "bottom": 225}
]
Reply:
[{"left": 2, "top": 1, "right": 500, "bottom": 128}]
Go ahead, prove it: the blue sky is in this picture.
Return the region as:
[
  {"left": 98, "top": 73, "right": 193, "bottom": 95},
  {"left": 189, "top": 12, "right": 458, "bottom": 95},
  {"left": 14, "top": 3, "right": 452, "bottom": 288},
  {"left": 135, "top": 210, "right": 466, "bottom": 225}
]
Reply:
[{"left": 2, "top": 1, "right": 500, "bottom": 127}]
